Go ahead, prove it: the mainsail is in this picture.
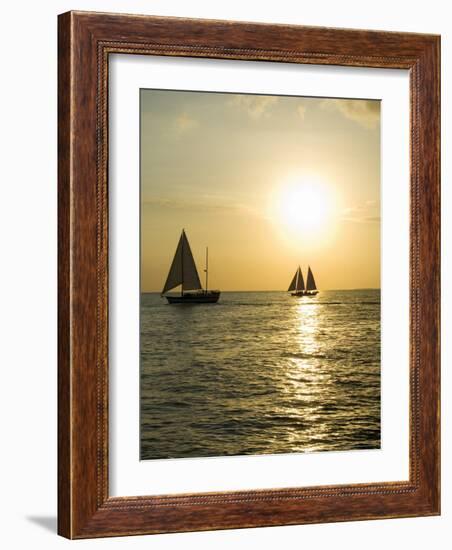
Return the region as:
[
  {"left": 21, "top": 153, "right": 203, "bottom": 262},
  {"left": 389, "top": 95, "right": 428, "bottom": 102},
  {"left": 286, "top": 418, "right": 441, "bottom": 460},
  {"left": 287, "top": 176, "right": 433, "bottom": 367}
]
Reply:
[
  {"left": 162, "top": 230, "right": 202, "bottom": 294},
  {"left": 288, "top": 266, "right": 305, "bottom": 292},
  {"left": 306, "top": 266, "right": 317, "bottom": 291},
  {"left": 296, "top": 267, "right": 305, "bottom": 291}
]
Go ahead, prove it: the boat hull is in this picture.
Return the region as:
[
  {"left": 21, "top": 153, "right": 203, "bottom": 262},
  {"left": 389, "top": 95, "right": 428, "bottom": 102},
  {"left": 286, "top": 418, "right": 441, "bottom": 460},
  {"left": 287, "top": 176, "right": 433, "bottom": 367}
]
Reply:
[
  {"left": 291, "top": 291, "right": 319, "bottom": 297},
  {"left": 165, "top": 291, "right": 220, "bottom": 304}
]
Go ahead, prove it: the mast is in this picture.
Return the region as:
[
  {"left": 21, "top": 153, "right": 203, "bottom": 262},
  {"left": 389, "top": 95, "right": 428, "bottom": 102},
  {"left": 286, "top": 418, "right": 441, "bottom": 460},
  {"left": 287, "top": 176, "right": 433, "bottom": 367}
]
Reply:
[
  {"left": 206, "top": 247, "right": 209, "bottom": 292},
  {"left": 181, "top": 229, "right": 184, "bottom": 296}
]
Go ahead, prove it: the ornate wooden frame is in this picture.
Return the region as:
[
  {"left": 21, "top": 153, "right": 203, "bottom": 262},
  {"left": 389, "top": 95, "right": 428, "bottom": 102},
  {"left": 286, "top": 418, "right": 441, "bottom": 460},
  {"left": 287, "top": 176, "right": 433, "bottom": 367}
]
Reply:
[{"left": 58, "top": 11, "right": 440, "bottom": 538}]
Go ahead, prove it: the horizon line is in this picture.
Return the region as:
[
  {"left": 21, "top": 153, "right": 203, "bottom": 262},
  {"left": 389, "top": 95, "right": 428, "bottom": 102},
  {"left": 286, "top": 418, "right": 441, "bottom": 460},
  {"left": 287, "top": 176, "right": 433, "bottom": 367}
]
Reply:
[{"left": 141, "top": 288, "right": 381, "bottom": 294}]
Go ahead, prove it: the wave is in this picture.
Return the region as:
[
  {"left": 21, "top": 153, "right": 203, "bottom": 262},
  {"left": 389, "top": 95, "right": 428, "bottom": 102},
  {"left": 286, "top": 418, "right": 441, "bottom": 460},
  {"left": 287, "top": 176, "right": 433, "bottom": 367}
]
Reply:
[{"left": 282, "top": 352, "right": 327, "bottom": 359}]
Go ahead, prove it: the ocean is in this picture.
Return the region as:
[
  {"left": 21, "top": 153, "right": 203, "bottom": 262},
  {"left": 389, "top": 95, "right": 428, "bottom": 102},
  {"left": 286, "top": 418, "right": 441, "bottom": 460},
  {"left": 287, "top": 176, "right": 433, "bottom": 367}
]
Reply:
[{"left": 140, "top": 290, "right": 380, "bottom": 460}]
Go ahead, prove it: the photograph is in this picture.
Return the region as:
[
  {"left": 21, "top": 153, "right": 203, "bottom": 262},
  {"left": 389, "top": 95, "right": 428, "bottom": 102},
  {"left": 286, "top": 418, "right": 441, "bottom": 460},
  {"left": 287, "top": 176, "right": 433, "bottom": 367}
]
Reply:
[
  {"left": 0, "top": 0, "right": 444, "bottom": 544},
  {"left": 140, "top": 89, "right": 381, "bottom": 460}
]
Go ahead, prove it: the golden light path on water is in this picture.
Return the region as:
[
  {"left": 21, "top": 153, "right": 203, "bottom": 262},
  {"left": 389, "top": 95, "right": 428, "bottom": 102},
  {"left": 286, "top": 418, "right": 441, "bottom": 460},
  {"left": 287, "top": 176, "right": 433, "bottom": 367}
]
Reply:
[{"left": 284, "top": 301, "right": 332, "bottom": 452}]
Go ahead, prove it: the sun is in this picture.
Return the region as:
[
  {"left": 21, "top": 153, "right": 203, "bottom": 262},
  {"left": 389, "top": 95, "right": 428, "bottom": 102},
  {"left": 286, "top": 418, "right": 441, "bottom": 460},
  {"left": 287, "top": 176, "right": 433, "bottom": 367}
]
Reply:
[{"left": 275, "top": 178, "right": 332, "bottom": 235}]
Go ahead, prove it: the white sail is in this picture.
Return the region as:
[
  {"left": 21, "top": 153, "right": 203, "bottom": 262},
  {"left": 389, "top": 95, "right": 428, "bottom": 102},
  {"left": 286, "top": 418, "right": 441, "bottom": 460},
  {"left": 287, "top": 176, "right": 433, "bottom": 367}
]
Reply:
[
  {"left": 306, "top": 266, "right": 317, "bottom": 291},
  {"left": 162, "top": 230, "right": 202, "bottom": 294},
  {"left": 288, "top": 269, "right": 298, "bottom": 292},
  {"left": 296, "top": 267, "right": 305, "bottom": 291}
]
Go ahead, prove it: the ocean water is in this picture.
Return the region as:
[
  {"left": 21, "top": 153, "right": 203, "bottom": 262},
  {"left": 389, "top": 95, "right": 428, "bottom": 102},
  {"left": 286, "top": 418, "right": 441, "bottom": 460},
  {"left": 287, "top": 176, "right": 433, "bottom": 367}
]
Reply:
[{"left": 140, "top": 290, "right": 380, "bottom": 460}]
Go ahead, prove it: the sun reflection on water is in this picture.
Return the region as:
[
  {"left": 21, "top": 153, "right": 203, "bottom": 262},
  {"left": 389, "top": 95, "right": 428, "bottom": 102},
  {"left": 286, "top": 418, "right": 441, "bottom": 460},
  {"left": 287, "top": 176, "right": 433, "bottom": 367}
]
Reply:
[
  {"left": 283, "top": 298, "right": 335, "bottom": 451},
  {"left": 294, "top": 299, "right": 321, "bottom": 354}
]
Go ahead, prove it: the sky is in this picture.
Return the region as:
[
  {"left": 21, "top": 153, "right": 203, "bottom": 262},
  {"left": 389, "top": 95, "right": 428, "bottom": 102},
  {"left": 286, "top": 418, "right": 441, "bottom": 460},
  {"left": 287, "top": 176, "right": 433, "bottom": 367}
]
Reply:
[{"left": 141, "top": 89, "right": 380, "bottom": 292}]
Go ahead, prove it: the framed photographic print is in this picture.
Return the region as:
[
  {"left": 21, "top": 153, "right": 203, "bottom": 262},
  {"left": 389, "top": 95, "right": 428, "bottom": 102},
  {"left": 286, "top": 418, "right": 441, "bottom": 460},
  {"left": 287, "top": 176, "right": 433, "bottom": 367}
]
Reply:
[{"left": 58, "top": 11, "right": 440, "bottom": 538}]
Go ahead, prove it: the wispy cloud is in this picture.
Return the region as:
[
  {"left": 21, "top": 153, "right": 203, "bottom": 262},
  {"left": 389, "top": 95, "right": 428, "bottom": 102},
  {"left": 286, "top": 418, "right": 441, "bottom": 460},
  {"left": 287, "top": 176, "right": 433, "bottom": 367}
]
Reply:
[
  {"left": 341, "top": 201, "right": 380, "bottom": 223},
  {"left": 322, "top": 99, "right": 380, "bottom": 129},
  {"left": 143, "top": 196, "right": 259, "bottom": 217},
  {"left": 228, "top": 95, "right": 278, "bottom": 119},
  {"left": 174, "top": 112, "right": 199, "bottom": 134}
]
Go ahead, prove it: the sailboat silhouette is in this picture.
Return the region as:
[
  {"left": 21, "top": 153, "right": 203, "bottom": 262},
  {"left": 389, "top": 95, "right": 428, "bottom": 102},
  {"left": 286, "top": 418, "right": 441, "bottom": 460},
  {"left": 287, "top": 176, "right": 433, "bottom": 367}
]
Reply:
[
  {"left": 161, "top": 230, "right": 220, "bottom": 304},
  {"left": 288, "top": 266, "right": 318, "bottom": 296}
]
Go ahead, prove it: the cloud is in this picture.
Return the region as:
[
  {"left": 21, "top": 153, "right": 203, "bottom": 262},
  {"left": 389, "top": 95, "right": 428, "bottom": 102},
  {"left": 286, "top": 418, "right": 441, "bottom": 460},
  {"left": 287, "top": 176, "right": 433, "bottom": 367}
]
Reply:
[
  {"left": 174, "top": 113, "right": 199, "bottom": 134},
  {"left": 322, "top": 99, "right": 380, "bottom": 129},
  {"left": 297, "top": 104, "right": 307, "bottom": 120},
  {"left": 142, "top": 196, "right": 257, "bottom": 216},
  {"left": 341, "top": 201, "right": 380, "bottom": 223},
  {"left": 228, "top": 95, "right": 278, "bottom": 119}
]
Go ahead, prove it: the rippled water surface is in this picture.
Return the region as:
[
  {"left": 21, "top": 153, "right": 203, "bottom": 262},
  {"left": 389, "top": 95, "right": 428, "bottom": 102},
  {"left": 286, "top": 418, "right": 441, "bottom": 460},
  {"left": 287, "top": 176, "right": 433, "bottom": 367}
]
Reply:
[{"left": 140, "top": 290, "right": 380, "bottom": 460}]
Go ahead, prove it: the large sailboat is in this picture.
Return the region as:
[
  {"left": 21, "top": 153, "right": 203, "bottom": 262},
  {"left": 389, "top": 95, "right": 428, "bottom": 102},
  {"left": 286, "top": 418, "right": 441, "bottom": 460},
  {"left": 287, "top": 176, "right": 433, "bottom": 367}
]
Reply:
[
  {"left": 161, "top": 229, "right": 220, "bottom": 304},
  {"left": 288, "top": 266, "right": 319, "bottom": 296},
  {"left": 288, "top": 266, "right": 305, "bottom": 296}
]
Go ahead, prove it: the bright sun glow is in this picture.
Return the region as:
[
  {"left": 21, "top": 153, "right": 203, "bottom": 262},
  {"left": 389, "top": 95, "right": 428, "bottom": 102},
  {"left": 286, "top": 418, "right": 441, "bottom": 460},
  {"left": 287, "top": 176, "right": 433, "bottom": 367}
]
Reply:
[{"left": 276, "top": 178, "right": 332, "bottom": 235}]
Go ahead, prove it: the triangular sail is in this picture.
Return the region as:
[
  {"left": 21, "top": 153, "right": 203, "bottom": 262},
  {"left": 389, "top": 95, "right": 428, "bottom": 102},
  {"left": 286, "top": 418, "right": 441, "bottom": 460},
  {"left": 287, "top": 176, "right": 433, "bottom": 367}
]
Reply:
[
  {"left": 288, "top": 269, "right": 298, "bottom": 292},
  {"left": 306, "top": 266, "right": 317, "bottom": 291},
  {"left": 288, "top": 267, "right": 305, "bottom": 292},
  {"left": 296, "top": 267, "right": 305, "bottom": 291},
  {"left": 162, "top": 234, "right": 183, "bottom": 294},
  {"left": 181, "top": 231, "right": 202, "bottom": 291},
  {"left": 162, "top": 231, "right": 202, "bottom": 294}
]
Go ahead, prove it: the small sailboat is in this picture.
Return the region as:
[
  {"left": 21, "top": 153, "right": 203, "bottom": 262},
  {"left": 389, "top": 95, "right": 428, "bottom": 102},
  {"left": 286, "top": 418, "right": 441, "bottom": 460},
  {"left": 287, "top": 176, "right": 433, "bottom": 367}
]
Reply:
[
  {"left": 288, "top": 266, "right": 319, "bottom": 296},
  {"left": 305, "top": 266, "right": 319, "bottom": 296},
  {"left": 288, "top": 266, "right": 305, "bottom": 296},
  {"left": 161, "top": 229, "right": 220, "bottom": 304}
]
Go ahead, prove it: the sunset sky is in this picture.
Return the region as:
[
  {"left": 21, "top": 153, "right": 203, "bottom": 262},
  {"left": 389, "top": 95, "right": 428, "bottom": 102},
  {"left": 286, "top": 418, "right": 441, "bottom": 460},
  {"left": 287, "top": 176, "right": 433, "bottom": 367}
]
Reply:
[{"left": 141, "top": 89, "right": 380, "bottom": 292}]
